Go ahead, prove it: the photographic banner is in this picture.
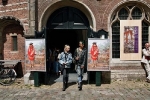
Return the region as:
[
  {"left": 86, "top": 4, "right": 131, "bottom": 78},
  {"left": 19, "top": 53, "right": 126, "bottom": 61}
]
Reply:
[
  {"left": 120, "top": 20, "right": 142, "bottom": 60},
  {"left": 25, "top": 39, "right": 46, "bottom": 72},
  {"left": 87, "top": 38, "right": 110, "bottom": 71}
]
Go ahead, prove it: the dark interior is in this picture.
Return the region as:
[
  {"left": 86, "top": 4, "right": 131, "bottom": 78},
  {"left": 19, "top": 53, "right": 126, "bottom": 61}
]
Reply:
[
  {"left": 46, "top": 29, "right": 86, "bottom": 73},
  {"left": 47, "top": 29, "right": 81, "bottom": 54}
]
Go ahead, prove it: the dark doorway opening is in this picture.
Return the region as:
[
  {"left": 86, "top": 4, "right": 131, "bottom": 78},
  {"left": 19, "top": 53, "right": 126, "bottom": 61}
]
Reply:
[
  {"left": 46, "top": 29, "right": 87, "bottom": 74},
  {"left": 47, "top": 29, "right": 79, "bottom": 55},
  {"left": 45, "top": 6, "right": 89, "bottom": 83}
]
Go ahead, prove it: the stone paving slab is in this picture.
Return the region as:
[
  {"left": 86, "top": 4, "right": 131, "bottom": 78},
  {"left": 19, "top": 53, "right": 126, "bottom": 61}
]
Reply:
[
  {"left": 53, "top": 73, "right": 87, "bottom": 82},
  {"left": 0, "top": 78, "right": 150, "bottom": 100}
]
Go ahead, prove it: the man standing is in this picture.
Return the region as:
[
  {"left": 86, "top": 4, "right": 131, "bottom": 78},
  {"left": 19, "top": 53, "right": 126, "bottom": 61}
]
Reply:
[
  {"left": 141, "top": 43, "right": 150, "bottom": 81},
  {"left": 53, "top": 47, "right": 59, "bottom": 75},
  {"left": 47, "top": 48, "right": 52, "bottom": 73},
  {"left": 74, "top": 41, "right": 86, "bottom": 90}
]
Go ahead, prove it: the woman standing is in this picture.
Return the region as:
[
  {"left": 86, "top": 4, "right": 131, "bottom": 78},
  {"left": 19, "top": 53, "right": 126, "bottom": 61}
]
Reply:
[
  {"left": 28, "top": 42, "right": 35, "bottom": 68},
  {"left": 90, "top": 42, "right": 99, "bottom": 67},
  {"left": 59, "top": 45, "right": 72, "bottom": 91}
]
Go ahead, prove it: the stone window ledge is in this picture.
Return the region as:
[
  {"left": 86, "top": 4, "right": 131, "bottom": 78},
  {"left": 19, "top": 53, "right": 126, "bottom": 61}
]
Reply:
[{"left": 10, "top": 51, "right": 19, "bottom": 53}]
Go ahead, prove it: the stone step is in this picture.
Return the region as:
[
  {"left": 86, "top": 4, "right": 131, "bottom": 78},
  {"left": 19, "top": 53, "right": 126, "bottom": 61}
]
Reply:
[
  {"left": 50, "top": 73, "right": 88, "bottom": 82},
  {"left": 24, "top": 72, "right": 88, "bottom": 85},
  {"left": 111, "top": 70, "right": 145, "bottom": 76},
  {"left": 24, "top": 69, "right": 146, "bottom": 85},
  {"left": 111, "top": 69, "right": 146, "bottom": 81}
]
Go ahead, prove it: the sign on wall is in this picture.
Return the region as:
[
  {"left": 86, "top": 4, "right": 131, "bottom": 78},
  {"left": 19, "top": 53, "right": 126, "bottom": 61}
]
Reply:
[
  {"left": 120, "top": 20, "right": 142, "bottom": 60},
  {"left": 87, "top": 38, "right": 110, "bottom": 71},
  {"left": 25, "top": 39, "right": 46, "bottom": 72}
]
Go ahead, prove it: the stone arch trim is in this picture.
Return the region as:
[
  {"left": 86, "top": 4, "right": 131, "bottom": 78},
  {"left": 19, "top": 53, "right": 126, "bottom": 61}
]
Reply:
[
  {"left": 38, "top": 0, "right": 96, "bottom": 31},
  {"left": 0, "top": 16, "right": 25, "bottom": 34},
  {"left": 0, "top": 16, "right": 25, "bottom": 58},
  {"left": 107, "top": 0, "right": 150, "bottom": 60},
  {"left": 107, "top": 0, "right": 150, "bottom": 30},
  {"left": 107, "top": 0, "right": 150, "bottom": 44}
]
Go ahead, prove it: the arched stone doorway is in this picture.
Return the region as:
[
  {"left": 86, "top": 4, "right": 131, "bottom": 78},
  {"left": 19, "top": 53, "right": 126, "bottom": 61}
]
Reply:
[
  {"left": 39, "top": 0, "right": 96, "bottom": 31},
  {"left": 46, "top": 6, "right": 89, "bottom": 74}
]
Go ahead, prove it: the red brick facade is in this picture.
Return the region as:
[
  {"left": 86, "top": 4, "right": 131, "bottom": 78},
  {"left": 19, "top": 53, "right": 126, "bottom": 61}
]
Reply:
[
  {"left": 0, "top": 0, "right": 29, "bottom": 31},
  {"left": 2, "top": 24, "right": 25, "bottom": 74},
  {"left": 37, "top": 0, "right": 150, "bottom": 31},
  {"left": 0, "top": 0, "right": 150, "bottom": 79},
  {"left": 0, "top": 0, "right": 28, "bottom": 75}
]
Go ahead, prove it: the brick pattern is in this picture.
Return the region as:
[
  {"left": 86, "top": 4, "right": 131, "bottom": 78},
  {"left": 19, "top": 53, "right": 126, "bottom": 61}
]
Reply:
[
  {"left": 36, "top": 0, "right": 150, "bottom": 72},
  {"left": 0, "top": 0, "right": 28, "bottom": 74},
  {"left": 2, "top": 24, "right": 25, "bottom": 74},
  {"left": 0, "top": 0, "right": 29, "bottom": 34},
  {"left": 37, "top": 0, "right": 150, "bottom": 31},
  {"left": 0, "top": 0, "right": 150, "bottom": 76}
]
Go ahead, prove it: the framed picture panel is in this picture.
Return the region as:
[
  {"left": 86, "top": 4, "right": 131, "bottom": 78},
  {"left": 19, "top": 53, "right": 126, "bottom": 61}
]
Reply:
[
  {"left": 120, "top": 20, "right": 142, "bottom": 60},
  {"left": 87, "top": 38, "right": 110, "bottom": 71},
  {"left": 25, "top": 39, "right": 46, "bottom": 72}
]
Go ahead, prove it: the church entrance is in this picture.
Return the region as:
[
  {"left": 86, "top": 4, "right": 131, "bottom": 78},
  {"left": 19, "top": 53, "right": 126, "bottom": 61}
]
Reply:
[
  {"left": 46, "top": 6, "right": 89, "bottom": 82},
  {"left": 46, "top": 29, "right": 87, "bottom": 74}
]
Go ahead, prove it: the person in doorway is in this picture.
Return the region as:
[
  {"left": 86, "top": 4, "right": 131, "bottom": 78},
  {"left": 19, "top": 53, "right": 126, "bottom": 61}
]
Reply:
[
  {"left": 53, "top": 47, "right": 60, "bottom": 75},
  {"left": 74, "top": 41, "right": 86, "bottom": 90},
  {"left": 59, "top": 45, "right": 72, "bottom": 91},
  {"left": 27, "top": 42, "right": 35, "bottom": 68},
  {"left": 141, "top": 43, "right": 150, "bottom": 82},
  {"left": 90, "top": 42, "right": 99, "bottom": 68},
  {"left": 57, "top": 49, "right": 62, "bottom": 75},
  {"left": 48, "top": 48, "right": 52, "bottom": 73}
]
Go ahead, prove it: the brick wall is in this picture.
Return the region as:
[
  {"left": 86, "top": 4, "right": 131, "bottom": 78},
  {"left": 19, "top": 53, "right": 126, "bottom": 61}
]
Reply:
[
  {"left": 0, "top": 0, "right": 150, "bottom": 78},
  {"left": 37, "top": 0, "right": 150, "bottom": 31},
  {"left": 36, "top": 0, "right": 150, "bottom": 81},
  {"left": 0, "top": 0, "right": 28, "bottom": 75},
  {"left": 0, "top": 0, "right": 29, "bottom": 34},
  {"left": 38, "top": 0, "right": 116, "bottom": 30},
  {"left": 2, "top": 24, "right": 25, "bottom": 75}
]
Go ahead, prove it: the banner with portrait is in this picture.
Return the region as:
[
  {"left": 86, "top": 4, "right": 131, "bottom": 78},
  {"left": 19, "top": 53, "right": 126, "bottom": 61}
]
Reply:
[
  {"left": 25, "top": 39, "right": 46, "bottom": 72},
  {"left": 120, "top": 20, "right": 142, "bottom": 60},
  {"left": 87, "top": 38, "right": 110, "bottom": 71}
]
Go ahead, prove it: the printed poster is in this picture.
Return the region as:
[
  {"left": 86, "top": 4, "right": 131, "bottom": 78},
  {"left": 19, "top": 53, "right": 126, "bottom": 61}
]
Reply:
[
  {"left": 120, "top": 20, "right": 142, "bottom": 60},
  {"left": 87, "top": 38, "right": 110, "bottom": 71},
  {"left": 25, "top": 39, "right": 46, "bottom": 72}
]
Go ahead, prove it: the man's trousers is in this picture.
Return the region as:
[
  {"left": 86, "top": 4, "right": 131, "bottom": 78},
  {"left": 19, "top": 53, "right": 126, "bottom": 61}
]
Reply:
[{"left": 76, "top": 65, "right": 84, "bottom": 83}]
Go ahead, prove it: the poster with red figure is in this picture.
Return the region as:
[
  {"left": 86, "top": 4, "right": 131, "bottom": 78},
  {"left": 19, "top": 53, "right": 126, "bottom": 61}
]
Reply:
[
  {"left": 25, "top": 39, "right": 46, "bottom": 72},
  {"left": 87, "top": 38, "right": 110, "bottom": 71},
  {"left": 120, "top": 20, "right": 141, "bottom": 60}
]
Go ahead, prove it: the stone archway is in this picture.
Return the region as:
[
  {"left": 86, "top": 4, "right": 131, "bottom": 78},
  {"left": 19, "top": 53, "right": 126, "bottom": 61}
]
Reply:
[
  {"left": 0, "top": 16, "right": 25, "bottom": 60},
  {"left": 46, "top": 6, "right": 89, "bottom": 54},
  {"left": 45, "top": 6, "right": 90, "bottom": 75},
  {"left": 46, "top": 6, "right": 89, "bottom": 29},
  {"left": 39, "top": 0, "right": 96, "bottom": 31}
]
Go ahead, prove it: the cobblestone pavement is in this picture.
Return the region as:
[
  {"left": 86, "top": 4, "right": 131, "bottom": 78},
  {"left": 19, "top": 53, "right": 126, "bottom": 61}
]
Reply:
[{"left": 0, "top": 78, "right": 150, "bottom": 100}]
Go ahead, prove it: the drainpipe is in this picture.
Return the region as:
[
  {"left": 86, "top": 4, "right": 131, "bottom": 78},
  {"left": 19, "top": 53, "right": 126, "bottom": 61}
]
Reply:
[{"left": 28, "top": 0, "right": 36, "bottom": 37}]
